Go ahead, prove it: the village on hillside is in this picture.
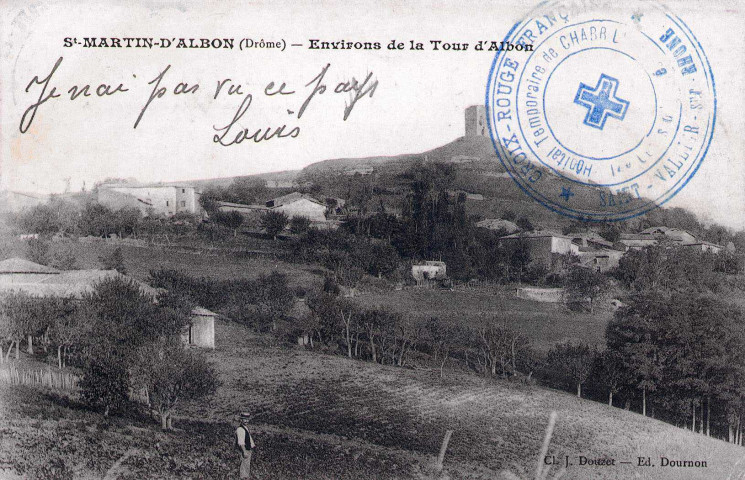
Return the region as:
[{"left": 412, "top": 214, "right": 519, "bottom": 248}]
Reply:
[{"left": 2, "top": 107, "right": 745, "bottom": 479}]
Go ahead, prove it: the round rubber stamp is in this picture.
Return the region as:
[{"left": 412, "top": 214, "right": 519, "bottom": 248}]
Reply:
[{"left": 486, "top": 0, "right": 715, "bottom": 221}]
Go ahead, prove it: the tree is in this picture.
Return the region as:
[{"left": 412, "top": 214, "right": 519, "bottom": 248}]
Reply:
[
  {"left": 131, "top": 338, "right": 219, "bottom": 430},
  {"left": 26, "top": 238, "right": 50, "bottom": 266},
  {"left": 605, "top": 296, "right": 665, "bottom": 416},
  {"left": 289, "top": 216, "right": 312, "bottom": 235},
  {"left": 546, "top": 342, "right": 596, "bottom": 398},
  {"left": 79, "top": 202, "right": 115, "bottom": 237},
  {"left": 226, "top": 178, "right": 268, "bottom": 205},
  {"left": 614, "top": 245, "right": 720, "bottom": 294},
  {"left": 508, "top": 236, "right": 532, "bottom": 284},
  {"left": 113, "top": 207, "right": 142, "bottom": 237},
  {"left": 599, "top": 350, "right": 625, "bottom": 406},
  {"left": 255, "top": 272, "right": 295, "bottom": 331},
  {"left": 99, "top": 247, "right": 127, "bottom": 274},
  {"left": 607, "top": 292, "right": 744, "bottom": 432},
  {"left": 359, "top": 308, "right": 396, "bottom": 364},
  {"left": 598, "top": 224, "right": 621, "bottom": 244},
  {"left": 0, "top": 293, "right": 59, "bottom": 360},
  {"left": 199, "top": 191, "right": 220, "bottom": 215},
  {"left": 322, "top": 250, "right": 364, "bottom": 296},
  {"left": 16, "top": 205, "right": 53, "bottom": 234},
  {"left": 565, "top": 265, "right": 610, "bottom": 313},
  {"left": 392, "top": 318, "right": 419, "bottom": 367},
  {"left": 78, "top": 277, "right": 191, "bottom": 415},
  {"left": 261, "top": 210, "right": 289, "bottom": 239},
  {"left": 426, "top": 317, "right": 469, "bottom": 378},
  {"left": 49, "top": 300, "right": 93, "bottom": 369},
  {"left": 306, "top": 291, "right": 341, "bottom": 347},
  {"left": 212, "top": 210, "right": 244, "bottom": 237},
  {"left": 79, "top": 347, "right": 130, "bottom": 416},
  {"left": 364, "top": 242, "right": 400, "bottom": 278},
  {"left": 476, "top": 320, "right": 525, "bottom": 377},
  {"left": 306, "top": 292, "right": 358, "bottom": 358}
]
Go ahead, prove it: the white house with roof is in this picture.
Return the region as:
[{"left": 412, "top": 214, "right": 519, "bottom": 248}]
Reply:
[
  {"left": 411, "top": 261, "right": 447, "bottom": 286},
  {"left": 0, "top": 258, "right": 160, "bottom": 299},
  {"left": 265, "top": 192, "right": 327, "bottom": 223}
]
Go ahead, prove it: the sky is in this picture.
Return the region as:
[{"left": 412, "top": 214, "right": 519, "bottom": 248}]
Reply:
[{"left": 1, "top": 0, "right": 744, "bottom": 229}]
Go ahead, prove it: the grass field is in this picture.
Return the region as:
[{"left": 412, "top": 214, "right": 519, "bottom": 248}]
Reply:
[
  {"left": 1, "top": 236, "right": 324, "bottom": 289},
  {"left": 2, "top": 239, "right": 744, "bottom": 479},
  {"left": 3, "top": 235, "right": 613, "bottom": 352},
  {"left": 353, "top": 287, "right": 615, "bottom": 351},
  {"left": 4, "top": 319, "right": 742, "bottom": 479}
]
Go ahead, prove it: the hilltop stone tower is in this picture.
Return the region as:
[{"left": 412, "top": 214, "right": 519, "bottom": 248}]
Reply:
[{"left": 465, "top": 105, "right": 488, "bottom": 137}]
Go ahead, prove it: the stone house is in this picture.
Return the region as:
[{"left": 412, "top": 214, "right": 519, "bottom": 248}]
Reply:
[
  {"left": 499, "top": 231, "right": 578, "bottom": 269},
  {"left": 619, "top": 226, "right": 723, "bottom": 253},
  {"left": 98, "top": 183, "right": 201, "bottom": 217}
]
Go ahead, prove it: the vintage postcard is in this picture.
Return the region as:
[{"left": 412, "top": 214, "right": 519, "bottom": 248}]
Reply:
[{"left": 1, "top": 0, "right": 745, "bottom": 478}]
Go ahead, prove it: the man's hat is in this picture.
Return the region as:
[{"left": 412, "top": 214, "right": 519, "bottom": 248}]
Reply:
[{"left": 239, "top": 412, "right": 251, "bottom": 420}]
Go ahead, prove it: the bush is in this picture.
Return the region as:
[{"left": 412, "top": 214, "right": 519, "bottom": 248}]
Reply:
[
  {"left": 50, "top": 245, "right": 78, "bottom": 270},
  {"left": 565, "top": 265, "right": 610, "bottom": 312},
  {"left": 212, "top": 210, "right": 243, "bottom": 236},
  {"left": 516, "top": 216, "right": 534, "bottom": 232},
  {"left": 79, "top": 349, "right": 130, "bottom": 416},
  {"left": 99, "top": 247, "right": 126, "bottom": 274},
  {"left": 16, "top": 204, "right": 59, "bottom": 234},
  {"left": 289, "top": 216, "right": 311, "bottom": 235},
  {"left": 26, "top": 238, "right": 50, "bottom": 265},
  {"left": 261, "top": 210, "right": 289, "bottom": 239}
]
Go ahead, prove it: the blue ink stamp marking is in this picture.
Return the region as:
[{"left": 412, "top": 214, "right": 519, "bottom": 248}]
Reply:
[
  {"left": 573, "top": 74, "right": 629, "bottom": 130},
  {"left": 485, "top": 0, "right": 716, "bottom": 222}
]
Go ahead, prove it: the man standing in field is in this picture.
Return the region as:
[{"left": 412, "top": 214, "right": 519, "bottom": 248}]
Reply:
[{"left": 236, "top": 412, "right": 256, "bottom": 479}]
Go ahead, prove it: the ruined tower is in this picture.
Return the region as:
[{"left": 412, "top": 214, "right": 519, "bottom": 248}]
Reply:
[{"left": 465, "top": 105, "right": 488, "bottom": 137}]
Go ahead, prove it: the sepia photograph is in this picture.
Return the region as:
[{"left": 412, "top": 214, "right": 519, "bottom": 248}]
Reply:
[{"left": 1, "top": 0, "right": 745, "bottom": 478}]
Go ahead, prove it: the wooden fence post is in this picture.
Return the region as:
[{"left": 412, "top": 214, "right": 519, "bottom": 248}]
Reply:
[
  {"left": 435, "top": 429, "right": 454, "bottom": 473},
  {"left": 534, "top": 411, "right": 557, "bottom": 480}
]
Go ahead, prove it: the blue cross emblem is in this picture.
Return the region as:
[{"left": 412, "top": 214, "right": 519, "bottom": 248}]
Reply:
[
  {"left": 559, "top": 186, "right": 574, "bottom": 202},
  {"left": 573, "top": 74, "right": 629, "bottom": 130}
]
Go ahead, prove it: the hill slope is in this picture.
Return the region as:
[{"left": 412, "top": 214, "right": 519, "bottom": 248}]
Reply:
[
  {"left": 302, "top": 135, "right": 503, "bottom": 176},
  {"left": 299, "top": 135, "right": 628, "bottom": 228},
  {"left": 2, "top": 319, "right": 742, "bottom": 479}
]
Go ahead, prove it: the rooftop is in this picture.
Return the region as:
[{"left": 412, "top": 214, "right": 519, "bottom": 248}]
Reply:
[
  {"left": 191, "top": 306, "right": 218, "bottom": 316},
  {"left": 0, "top": 258, "right": 60, "bottom": 274},
  {"left": 0, "top": 259, "right": 160, "bottom": 299},
  {"left": 475, "top": 218, "right": 519, "bottom": 233},
  {"left": 266, "top": 192, "right": 325, "bottom": 208},
  {"left": 500, "top": 230, "right": 571, "bottom": 240}
]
